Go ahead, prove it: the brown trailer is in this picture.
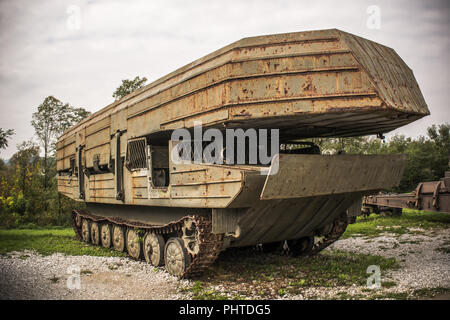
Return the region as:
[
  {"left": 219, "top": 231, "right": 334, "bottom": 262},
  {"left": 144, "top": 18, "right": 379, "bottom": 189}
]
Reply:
[{"left": 362, "top": 168, "right": 450, "bottom": 216}]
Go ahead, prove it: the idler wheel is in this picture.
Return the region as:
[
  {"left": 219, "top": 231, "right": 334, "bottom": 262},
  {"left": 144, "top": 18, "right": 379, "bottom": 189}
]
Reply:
[
  {"left": 100, "top": 224, "right": 112, "bottom": 248},
  {"left": 81, "top": 219, "right": 90, "bottom": 243},
  {"left": 90, "top": 222, "right": 100, "bottom": 245},
  {"left": 317, "top": 223, "right": 333, "bottom": 237},
  {"left": 143, "top": 233, "right": 165, "bottom": 267},
  {"left": 164, "top": 237, "right": 191, "bottom": 277},
  {"left": 287, "top": 236, "right": 314, "bottom": 257},
  {"left": 126, "top": 228, "right": 142, "bottom": 260},
  {"left": 181, "top": 219, "right": 200, "bottom": 256},
  {"left": 75, "top": 214, "right": 82, "bottom": 227},
  {"left": 112, "top": 225, "right": 126, "bottom": 252}
]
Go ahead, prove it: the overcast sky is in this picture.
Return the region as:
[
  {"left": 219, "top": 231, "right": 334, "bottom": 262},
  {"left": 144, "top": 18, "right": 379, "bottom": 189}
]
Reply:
[{"left": 0, "top": 0, "right": 449, "bottom": 159}]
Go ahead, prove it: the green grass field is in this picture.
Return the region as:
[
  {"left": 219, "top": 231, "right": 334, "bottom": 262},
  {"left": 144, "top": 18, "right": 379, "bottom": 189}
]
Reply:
[
  {"left": 0, "top": 227, "right": 125, "bottom": 257},
  {"left": 343, "top": 209, "right": 450, "bottom": 239}
]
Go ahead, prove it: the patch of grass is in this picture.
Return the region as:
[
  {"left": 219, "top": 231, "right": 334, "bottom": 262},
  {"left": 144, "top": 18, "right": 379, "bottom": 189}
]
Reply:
[
  {"left": 435, "top": 239, "right": 450, "bottom": 254},
  {"left": 333, "top": 291, "right": 366, "bottom": 300},
  {"left": 435, "top": 247, "right": 450, "bottom": 254},
  {"left": 399, "top": 240, "right": 422, "bottom": 244},
  {"left": 367, "top": 287, "right": 450, "bottom": 300},
  {"left": 381, "top": 281, "right": 397, "bottom": 288},
  {"left": 49, "top": 276, "right": 60, "bottom": 283},
  {"left": 410, "top": 287, "right": 450, "bottom": 299},
  {"left": 0, "top": 228, "right": 126, "bottom": 257},
  {"left": 108, "top": 262, "right": 124, "bottom": 270},
  {"left": 290, "top": 279, "right": 306, "bottom": 287},
  {"left": 369, "top": 291, "right": 409, "bottom": 300},
  {"left": 180, "top": 281, "right": 235, "bottom": 300},
  {"left": 343, "top": 210, "right": 450, "bottom": 239},
  {"left": 277, "top": 288, "right": 287, "bottom": 296},
  {"left": 192, "top": 248, "right": 399, "bottom": 299},
  {"left": 80, "top": 269, "right": 93, "bottom": 275}
]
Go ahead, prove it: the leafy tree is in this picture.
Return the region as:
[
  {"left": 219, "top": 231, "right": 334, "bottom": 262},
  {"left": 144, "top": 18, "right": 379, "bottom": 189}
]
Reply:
[
  {"left": 9, "top": 141, "right": 40, "bottom": 197},
  {"left": 426, "top": 123, "right": 450, "bottom": 174},
  {"left": 308, "top": 136, "right": 386, "bottom": 155},
  {"left": 0, "top": 128, "right": 15, "bottom": 151},
  {"left": 31, "top": 96, "right": 90, "bottom": 189},
  {"left": 0, "top": 140, "right": 41, "bottom": 226},
  {"left": 112, "top": 76, "right": 147, "bottom": 100}
]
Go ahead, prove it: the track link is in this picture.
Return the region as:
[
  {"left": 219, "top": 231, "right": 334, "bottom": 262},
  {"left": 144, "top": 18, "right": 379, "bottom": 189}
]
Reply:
[
  {"left": 72, "top": 210, "right": 223, "bottom": 279},
  {"left": 307, "top": 212, "right": 349, "bottom": 255}
]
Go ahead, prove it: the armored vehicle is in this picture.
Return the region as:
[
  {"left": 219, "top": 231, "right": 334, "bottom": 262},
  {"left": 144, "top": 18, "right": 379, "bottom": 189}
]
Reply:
[{"left": 57, "top": 29, "right": 429, "bottom": 277}]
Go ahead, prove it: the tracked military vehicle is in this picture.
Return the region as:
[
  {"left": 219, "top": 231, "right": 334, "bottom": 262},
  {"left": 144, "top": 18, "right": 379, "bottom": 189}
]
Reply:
[{"left": 57, "top": 29, "right": 429, "bottom": 278}]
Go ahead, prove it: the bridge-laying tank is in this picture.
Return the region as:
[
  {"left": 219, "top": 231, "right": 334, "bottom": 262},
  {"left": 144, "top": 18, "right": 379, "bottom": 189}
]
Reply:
[{"left": 56, "top": 29, "right": 429, "bottom": 277}]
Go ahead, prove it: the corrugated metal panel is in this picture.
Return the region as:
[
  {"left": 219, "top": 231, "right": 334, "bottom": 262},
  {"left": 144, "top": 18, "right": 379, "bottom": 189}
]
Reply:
[
  {"left": 57, "top": 176, "right": 78, "bottom": 198},
  {"left": 340, "top": 31, "right": 429, "bottom": 115},
  {"left": 84, "top": 115, "right": 111, "bottom": 167},
  {"left": 260, "top": 154, "right": 407, "bottom": 199},
  {"left": 56, "top": 133, "right": 76, "bottom": 171},
  {"left": 59, "top": 29, "right": 429, "bottom": 145},
  {"left": 87, "top": 173, "right": 115, "bottom": 201},
  {"left": 231, "top": 193, "right": 361, "bottom": 247}
]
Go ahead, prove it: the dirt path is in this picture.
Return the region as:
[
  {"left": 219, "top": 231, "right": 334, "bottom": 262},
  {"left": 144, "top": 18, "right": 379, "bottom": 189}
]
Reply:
[{"left": 0, "top": 253, "right": 186, "bottom": 299}]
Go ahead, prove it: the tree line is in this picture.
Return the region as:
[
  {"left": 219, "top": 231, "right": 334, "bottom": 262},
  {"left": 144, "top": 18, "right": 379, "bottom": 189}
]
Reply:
[
  {"left": 0, "top": 77, "right": 147, "bottom": 228},
  {"left": 0, "top": 76, "right": 449, "bottom": 227},
  {"left": 0, "top": 96, "right": 91, "bottom": 227}
]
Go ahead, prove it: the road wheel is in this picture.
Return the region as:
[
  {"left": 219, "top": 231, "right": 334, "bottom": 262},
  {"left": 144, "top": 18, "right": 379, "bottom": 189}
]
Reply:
[
  {"left": 164, "top": 237, "right": 191, "bottom": 276},
  {"left": 144, "top": 233, "right": 165, "bottom": 267},
  {"left": 392, "top": 208, "right": 403, "bottom": 217},
  {"left": 287, "top": 236, "right": 314, "bottom": 257},
  {"left": 81, "top": 219, "right": 90, "bottom": 243},
  {"left": 90, "top": 222, "right": 100, "bottom": 245},
  {"left": 100, "top": 224, "right": 112, "bottom": 248},
  {"left": 75, "top": 214, "right": 82, "bottom": 227},
  {"left": 126, "top": 228, "right": 142, "bottom": 259},
  {"left": 262, "top": 241, "right": 284, "bottom": 253},
  {"left": 112, "top": 225, "right": 126, "bottom": 252}
]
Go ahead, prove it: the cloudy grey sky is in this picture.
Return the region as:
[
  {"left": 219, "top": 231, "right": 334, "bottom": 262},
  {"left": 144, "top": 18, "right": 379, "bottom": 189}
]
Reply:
[{"left": 0, "top": 0, "right": 449, "bottom": 159}]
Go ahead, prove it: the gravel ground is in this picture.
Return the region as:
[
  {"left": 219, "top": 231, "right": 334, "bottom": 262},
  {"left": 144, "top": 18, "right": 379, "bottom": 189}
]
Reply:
[
  {"left": 329, "top": 228, "right": 450, "bottom": 291},
  {"left": 0, "top": 252, "right": 186, "bottom": 300},
  {"left": 286, "top": 227, "right": 450, "bottom": 299},
  {"left": 1, "top": 227, "right": 449, "bottom": 300}
]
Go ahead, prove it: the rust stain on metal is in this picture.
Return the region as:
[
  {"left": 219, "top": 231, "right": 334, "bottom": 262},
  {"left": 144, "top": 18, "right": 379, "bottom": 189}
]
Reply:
[{"left": 57, "top": 29, "right": 428, "bottom": 251}]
